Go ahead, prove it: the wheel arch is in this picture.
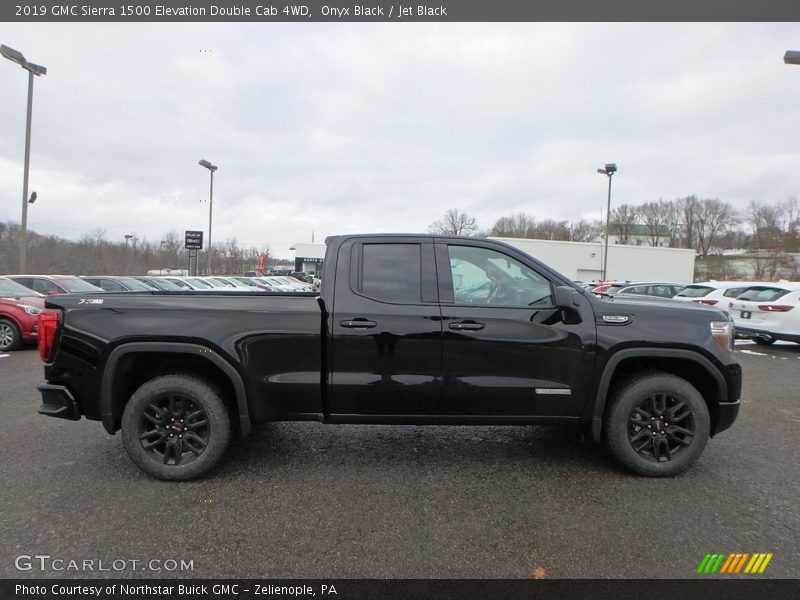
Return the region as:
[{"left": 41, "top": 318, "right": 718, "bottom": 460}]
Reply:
[
  {"left": 591, "top": 348, "right": 728, "bottom": 442},
  {"left": 100, "top": 342, "right": 252, "bottom": 437}
]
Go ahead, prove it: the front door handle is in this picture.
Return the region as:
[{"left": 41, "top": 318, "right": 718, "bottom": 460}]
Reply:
[
  {"left": 340, "top": 319, "right": 377, "bottom": 329},
  {"left": 449, "top": 321, "right": 485, "bottom": 331}
]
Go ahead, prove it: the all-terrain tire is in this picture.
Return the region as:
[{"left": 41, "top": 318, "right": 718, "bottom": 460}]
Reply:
[
  {"left": 605, "top": 372, "right": 710, "bottom": 477},
  {"left": 121, "top": 374, "right": 231, "bottom": 481}
]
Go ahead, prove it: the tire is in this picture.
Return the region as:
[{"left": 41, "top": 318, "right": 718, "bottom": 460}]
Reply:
[
  {"left": 0, "top": 319, "right": 22, "bottom": 352},
  {"left": 121, "top": 374, "right": 231, "bottom": 481},
  {"left": 753, "top": 337, "right": 775, "bottom": 346},
  {"left": 604, "top": 372, "right": 710, "bottom": 477}
]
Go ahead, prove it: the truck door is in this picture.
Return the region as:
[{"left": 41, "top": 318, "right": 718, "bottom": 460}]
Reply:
[
  {"left": 436, "top": 240, "right": 594, "bottom": 417},
  {"left": 328, "top": 238, "right": 442, "bottom": 416}
]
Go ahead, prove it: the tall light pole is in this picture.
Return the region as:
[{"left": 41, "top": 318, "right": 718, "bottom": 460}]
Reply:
[
  {"left": 596, "top": 163, "right": 618, "bottom": 282},
  {"left": 198, "top": 159, "right": 217, "bottom": 275},
  {"left": 1, "top": 44, "right": 47, "bottom": 273}
]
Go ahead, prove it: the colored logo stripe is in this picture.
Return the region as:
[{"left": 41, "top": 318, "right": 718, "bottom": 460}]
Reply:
[{"left": 698, "top": 552, "right": 773, "bottom": 574}]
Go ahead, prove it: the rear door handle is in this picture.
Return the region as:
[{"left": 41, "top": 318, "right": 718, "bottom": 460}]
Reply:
[
  {"left": 340, "top": 319, "right": 377, "bottom": 329},
  {"left": 449, "top": 321, "right": 485, "bottom": 331}
]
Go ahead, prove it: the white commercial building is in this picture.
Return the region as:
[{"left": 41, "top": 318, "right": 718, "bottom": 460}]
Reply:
[
  {"left": 492, "top": 237, "right": 695, "bottom": 283},
  {"left": 290, "top": 243, "right": 326, "bottom": 275}
]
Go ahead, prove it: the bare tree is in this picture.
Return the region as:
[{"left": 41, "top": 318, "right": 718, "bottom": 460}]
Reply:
[
  {"left": 695, "top": 198, "right": 738, "bottom": 257},
  {"left": 662, "top": 199, "right": 683, "bottom": 248},
  {"left": 609, "top": 203, "right": 639, "bottom": 245},
  {"left": 569, "top": 219, "right": 599, "bottom": 242},
  {"left": 490, "top": 212, "right": 537, "bottom": 238},
  {"left": 429, "top": 208, "right": 478, "bottom": 236},
  {"left": 679, "top": 195, "right": 700, "bottom": 251},
  {"left": 749, "top": 200, "right": 784, "bottom": 250},
  {"left": 639, "top": 200, "right": 671, "bottom": 246},
  {"left": 531, "top": 219, "right": 570, "bottom": 241}
]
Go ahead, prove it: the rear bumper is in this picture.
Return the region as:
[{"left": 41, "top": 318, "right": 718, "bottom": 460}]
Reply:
[
  {"left": 736, "top": 326, "right": 800, "bottom": 343},
  {"left": 37, "top": 383, "right": 81, "bottom": 420}
]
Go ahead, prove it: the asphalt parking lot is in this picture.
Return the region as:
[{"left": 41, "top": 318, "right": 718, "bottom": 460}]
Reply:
[{"left": 1, "top": 344, "right": 798, "bottom": 579}]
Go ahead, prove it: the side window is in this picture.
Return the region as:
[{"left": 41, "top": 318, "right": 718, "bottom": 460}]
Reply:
[
  {"left": 360, "top": 243, "right": 421, "bottom": 304},
  {"left": 98, "top": 280, "right": 124, "bottom": 291},
  {"left": 447, "top": 245, "right": 552, "bottom": 307},
  {"left": 32, "top": 279, "right": 58, "bottom": 294}
]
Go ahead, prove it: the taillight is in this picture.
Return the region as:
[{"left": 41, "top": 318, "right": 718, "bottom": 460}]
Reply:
[
  {"left": 38, "top": 310, "right": 60, "bottom": 363},
  {"left": 698, "top": 299, "right": 719, "bottom": 306},
  {"left": 757, "top": 304, "right": 793, "bottom": 312}
]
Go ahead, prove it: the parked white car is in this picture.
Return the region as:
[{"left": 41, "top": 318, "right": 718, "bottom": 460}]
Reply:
[
  {"left": 728, "top": 282, "right": 800, "bottom": 345},
  {"left": 673, "top": 281, "right": 772, "bottom": 307}
]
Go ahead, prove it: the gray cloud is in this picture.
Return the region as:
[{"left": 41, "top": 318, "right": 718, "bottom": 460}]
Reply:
[{"left": 1, "top": 23, "right": 799, "bottom": 258}]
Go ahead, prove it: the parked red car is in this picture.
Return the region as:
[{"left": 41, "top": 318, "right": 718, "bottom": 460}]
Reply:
[{"left": 0, "top": 277, "right": 45, "bottom": 351}]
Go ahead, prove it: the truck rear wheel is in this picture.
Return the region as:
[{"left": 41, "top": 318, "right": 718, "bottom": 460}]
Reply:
[
  {"left": 604, "top": 373, "right": 710, "bottom": 477},
  {"left": 121, "top": 374, "right": 231, "bottom": 481}
]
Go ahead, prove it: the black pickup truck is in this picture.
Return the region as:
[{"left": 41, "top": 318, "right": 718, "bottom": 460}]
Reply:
[{"left": 36, "top": 234, "right": 741, "bottom": 480}]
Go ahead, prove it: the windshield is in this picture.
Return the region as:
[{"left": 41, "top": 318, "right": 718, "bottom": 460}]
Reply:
[
  {"left": 737, "top": 287, "right": 789, "bottom": 302},
  {"left": 59, "top": 278, "right": 103, "bottom": 292},
  {"left": 0, "top": 278, "right": 43, "bottom": 298},
  {"left": 676, "top": 285, "right": 714, "bottom": 298}
]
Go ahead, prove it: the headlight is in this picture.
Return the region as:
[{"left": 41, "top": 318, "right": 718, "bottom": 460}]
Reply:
[
  {"left": 710, "top": 320, "right": 734, "bottom": 351},
  {"left": 17, "top": 304, "right": 42, "bottom": 316}
]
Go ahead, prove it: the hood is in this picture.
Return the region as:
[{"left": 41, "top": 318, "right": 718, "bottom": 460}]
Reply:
[{"left": 596, "top": 293, "right": 730, "bottom": 319}]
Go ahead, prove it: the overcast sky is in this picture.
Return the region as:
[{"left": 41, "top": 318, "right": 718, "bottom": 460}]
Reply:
[{"left": 1, "top": 23, "right": 799, "bottom": 258}]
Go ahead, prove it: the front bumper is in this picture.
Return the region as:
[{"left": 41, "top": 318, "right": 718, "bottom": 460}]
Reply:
[
  {"left": 713, "top": 400, "right": 740, "bottom": 436},
  {"left": 37, "top": 383, "right": 81, "bottom": 420}
]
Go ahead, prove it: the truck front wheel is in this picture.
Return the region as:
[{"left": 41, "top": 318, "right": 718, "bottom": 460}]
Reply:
[
  {"left": 121, "top": 374, "right": 231, "bottom": 481},
  {"left": 604, "top": 373, "right": 710, "bottom": 477}
]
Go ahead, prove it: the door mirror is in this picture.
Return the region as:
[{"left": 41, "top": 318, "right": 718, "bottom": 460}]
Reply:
[
  {"left": 47, "top": 289, "right": 60, "bottom": 296},
  {"left": 553, "top": 285, "right": 581, "bottom": 310}
]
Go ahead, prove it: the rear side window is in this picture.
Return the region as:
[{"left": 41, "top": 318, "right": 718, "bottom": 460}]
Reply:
[
  {"left": 94, "top": 279, "right": 125, "bottom": 292},
  {"left": 361, "top": 243, "right": 421, "bottom": 304},
  {"left": 737, "top": 287, "right": 789, "bottom": 302},
  {"left": 32, "top": 279, "right": 61, "bottom": 294},
  {"left": 60, "top": 278, "right": 102, "bottom": 292},
  {"left": 676, "top": 285, "right": 713, "bottom": 298}
]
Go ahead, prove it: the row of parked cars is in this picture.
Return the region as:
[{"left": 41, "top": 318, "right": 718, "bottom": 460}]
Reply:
[
  {"left": 585, "top": 279, "right": 800, "bottom": 346},
  {"left": 0, "top": 273, "right": 318, "bottom": 351}
]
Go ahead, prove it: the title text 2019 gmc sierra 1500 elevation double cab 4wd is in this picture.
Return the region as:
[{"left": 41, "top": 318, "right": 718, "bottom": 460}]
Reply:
[{"left": 35, "top": 234, "right": 741, "bottom": 480}]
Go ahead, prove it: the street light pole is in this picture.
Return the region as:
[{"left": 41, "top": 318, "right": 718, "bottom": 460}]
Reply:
[
  {"left": 1, "top": 44, "right": 46, "bottom": 273},
  {"left": 199, "top": 159, "right": 218, "bottom": 275},
  {"left": 597, "top": 163, "right": 618, "bottom": 282}
]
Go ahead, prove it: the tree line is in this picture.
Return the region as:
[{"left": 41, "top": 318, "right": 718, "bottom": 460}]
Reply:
[
  {"left": 0, "top": 224, "right": 285, "bottom": 276},
  {"left": 429, "top": 196, "right": 800, "bottom": 257}
]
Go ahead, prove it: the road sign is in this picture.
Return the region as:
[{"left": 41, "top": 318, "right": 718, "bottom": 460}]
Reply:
[{"left": 185, "top": 230, "right": 203, "bottom": 250}]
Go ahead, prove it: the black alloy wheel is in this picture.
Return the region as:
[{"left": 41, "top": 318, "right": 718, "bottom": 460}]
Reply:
[
  {"left": 604, "top": 372, "right": 710, "bottom": 477},
  {"left": 628, "top": 392, "right": 695, "bottom": 462},
  {"left": 121, "top": 374, "right": 231, "bottom": 480},
  {"left": 137, "top": 395, "right": 210, "bottom": 466}
]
